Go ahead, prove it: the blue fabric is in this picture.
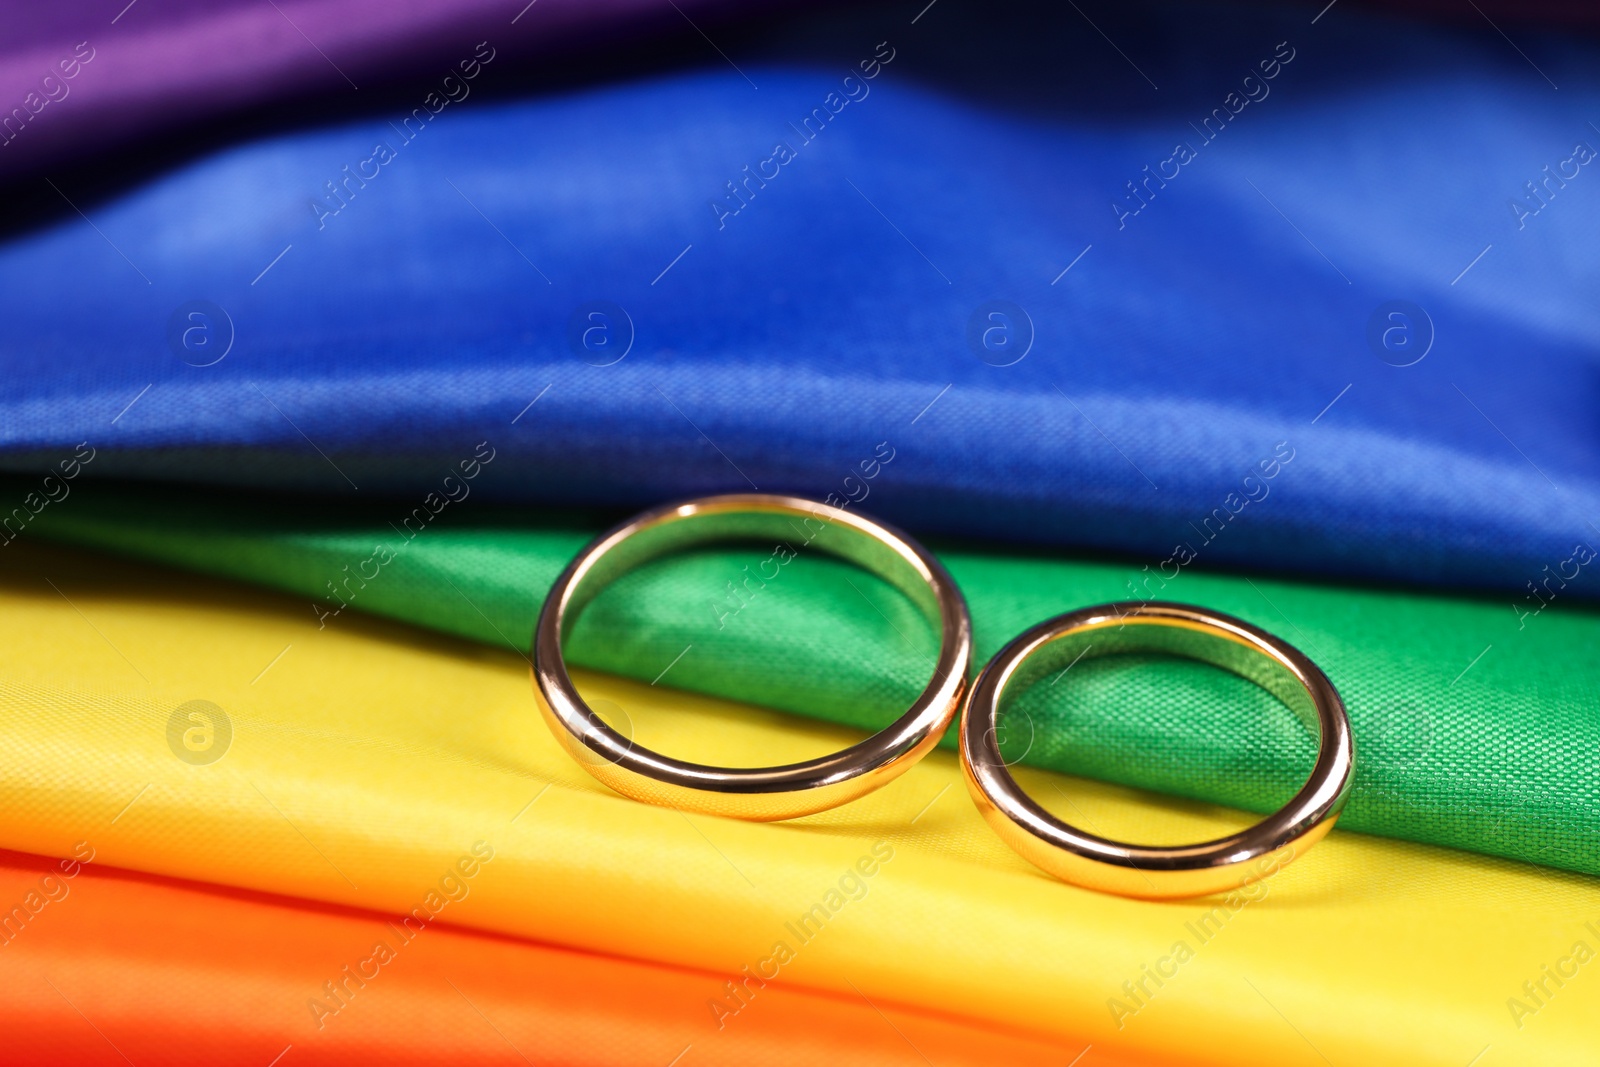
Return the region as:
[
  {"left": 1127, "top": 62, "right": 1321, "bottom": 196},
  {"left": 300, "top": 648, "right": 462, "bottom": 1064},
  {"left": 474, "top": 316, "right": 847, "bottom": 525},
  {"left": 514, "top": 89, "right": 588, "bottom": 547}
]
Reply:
[{"left": 3, "top": 1, "right": 1598, "bottom": 599}]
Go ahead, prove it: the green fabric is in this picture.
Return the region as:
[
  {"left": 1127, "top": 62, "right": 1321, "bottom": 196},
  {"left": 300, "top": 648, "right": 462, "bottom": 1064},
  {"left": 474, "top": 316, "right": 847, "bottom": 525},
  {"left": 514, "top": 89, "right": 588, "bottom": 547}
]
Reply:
[{"left": 18, "top": 480, "right": 1600, "bottom": 880}]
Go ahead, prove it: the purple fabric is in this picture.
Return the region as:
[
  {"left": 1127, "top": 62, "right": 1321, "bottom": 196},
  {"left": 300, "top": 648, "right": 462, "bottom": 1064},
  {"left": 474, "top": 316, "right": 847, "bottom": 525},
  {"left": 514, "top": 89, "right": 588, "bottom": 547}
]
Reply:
[
  {"left": 0, "top": 0, "right": 758, "bottom": 182},
  {"left": 5, "top": 1, "right": 1596, "bottom": 186}
]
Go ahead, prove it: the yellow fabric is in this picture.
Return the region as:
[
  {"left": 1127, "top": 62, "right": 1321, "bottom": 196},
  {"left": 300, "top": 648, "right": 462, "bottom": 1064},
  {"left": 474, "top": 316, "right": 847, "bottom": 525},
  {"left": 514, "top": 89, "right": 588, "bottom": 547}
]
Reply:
[{"left": 2, "top": 541, "right": 1596, "bottom": 1065}]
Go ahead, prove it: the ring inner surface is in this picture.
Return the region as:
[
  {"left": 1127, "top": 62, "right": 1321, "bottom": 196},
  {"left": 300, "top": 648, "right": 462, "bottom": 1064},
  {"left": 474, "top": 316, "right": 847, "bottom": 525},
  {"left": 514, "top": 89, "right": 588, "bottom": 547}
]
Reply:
[
  {"left": 997, "top": 619, "right": 1320, "bottom": 741},
  {"left": 560, "top": 505, "right": 945, "bottom": 645}
]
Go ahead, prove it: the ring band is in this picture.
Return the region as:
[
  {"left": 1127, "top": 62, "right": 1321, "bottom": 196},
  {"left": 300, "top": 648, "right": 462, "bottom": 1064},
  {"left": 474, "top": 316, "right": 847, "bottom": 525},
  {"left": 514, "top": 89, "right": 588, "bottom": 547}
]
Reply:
[
  {"left": 533, "top": 493, "right": 973, "bottom": 821},
  {"left": 960, "top": 601, "right": 1353, "bottom": 899}
]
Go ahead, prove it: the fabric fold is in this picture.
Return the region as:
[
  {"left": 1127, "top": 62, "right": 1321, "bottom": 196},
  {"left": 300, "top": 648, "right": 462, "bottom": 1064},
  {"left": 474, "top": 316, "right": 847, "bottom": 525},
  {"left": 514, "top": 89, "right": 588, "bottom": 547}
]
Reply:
[
  {"left": 0, "top": 539, "right": 1595, "bottom": 1066},
  {"left": 0, "top": 849, "right": 1088, "bottom": 1066},
  {"left": 0, "top": 0, "right": 764, "bottom": 183},
  {"left": 2, "top": 0, "right": 1598, "bottom": 599},
  {"left": 21, "top": 481, "right": 1600, "bottom": 881}
]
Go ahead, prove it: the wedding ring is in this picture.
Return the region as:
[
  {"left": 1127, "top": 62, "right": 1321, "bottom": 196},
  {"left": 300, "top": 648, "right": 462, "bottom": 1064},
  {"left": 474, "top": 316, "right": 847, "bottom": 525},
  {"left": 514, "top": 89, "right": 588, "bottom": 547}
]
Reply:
[
  {"left": 961, "top": 601, "right": 1353, "bottom": 899},
  {"left": 533, "top": 494, "right": 972, "bottom": 821}
]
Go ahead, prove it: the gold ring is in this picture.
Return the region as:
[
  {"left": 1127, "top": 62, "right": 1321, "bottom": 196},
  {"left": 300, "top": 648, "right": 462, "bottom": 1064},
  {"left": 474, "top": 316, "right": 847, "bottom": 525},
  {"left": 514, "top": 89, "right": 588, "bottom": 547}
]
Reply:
[
  {"left": 533, "top": 493, "right": 973, "bottom": 821},
  {"left": 960, "top": 601, "right": 1353, "bottom": 899}
]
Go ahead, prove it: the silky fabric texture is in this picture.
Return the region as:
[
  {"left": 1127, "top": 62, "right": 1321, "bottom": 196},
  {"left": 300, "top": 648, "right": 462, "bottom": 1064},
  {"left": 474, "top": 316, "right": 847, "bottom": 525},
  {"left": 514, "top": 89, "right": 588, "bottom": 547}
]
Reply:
[
  {"left": 0, "top": 851, "right": 1089, "bottom": 1067},
  {"left": 1, "top": 541, "right": 1597, "bottom": 1066},
  {"left": 0, "top": 0, "right": 770, "bottom": 182},
  {"left": 23, "top": 483, "right": 1600, "bottom": 881},
  {"left": 3, "top": 2, "right": 1599, "bottom": 601}
]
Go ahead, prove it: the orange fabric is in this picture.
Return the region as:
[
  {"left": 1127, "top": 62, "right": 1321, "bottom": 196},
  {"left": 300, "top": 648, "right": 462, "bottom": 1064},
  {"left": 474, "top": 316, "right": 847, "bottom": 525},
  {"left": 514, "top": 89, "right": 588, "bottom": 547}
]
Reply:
[{"left": 0, "top": 848, "right": 1118, "bottom": 1067}]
